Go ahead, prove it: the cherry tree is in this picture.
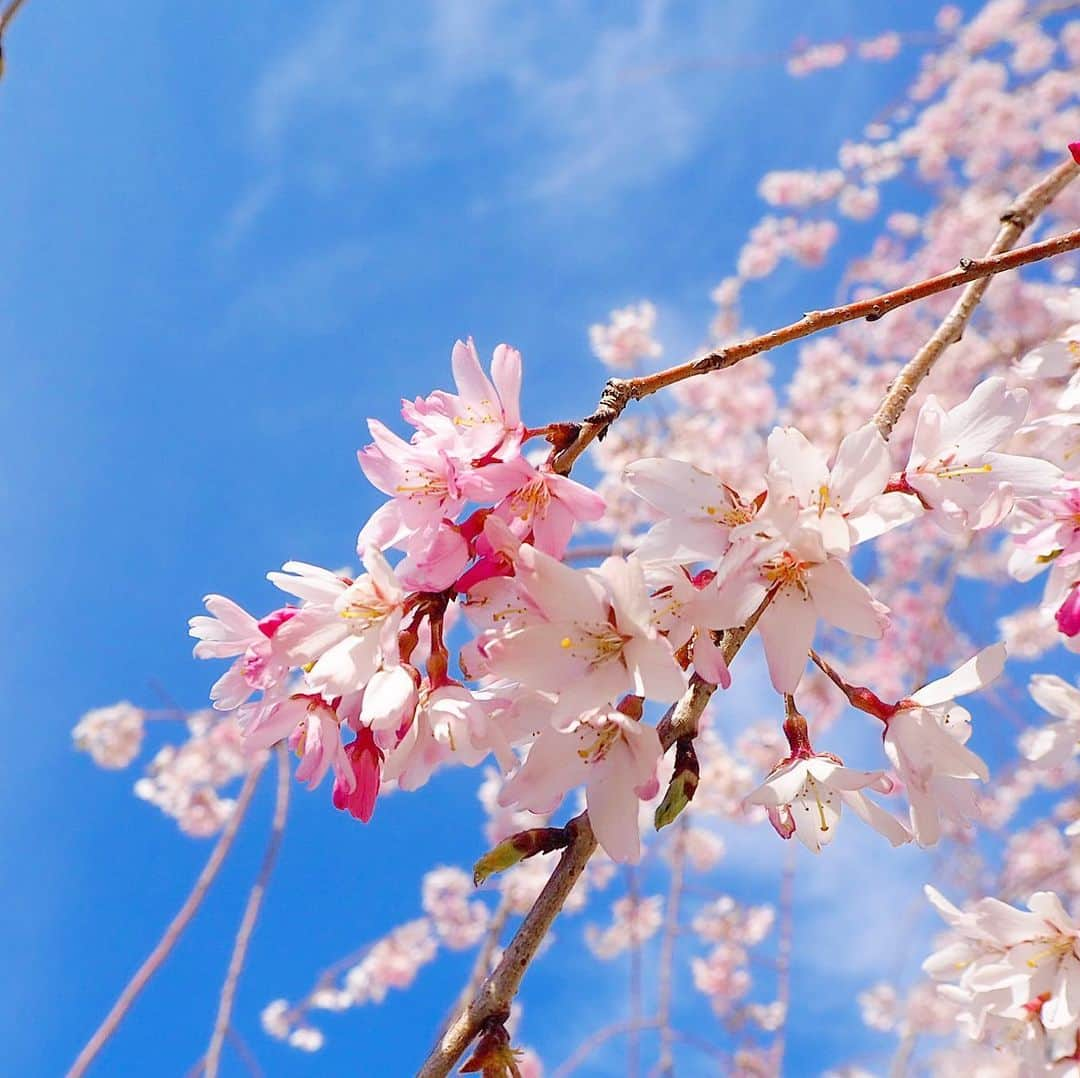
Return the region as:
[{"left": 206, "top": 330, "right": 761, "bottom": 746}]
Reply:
[{"left": 64, "top": 3, "right": 1080, "bottom": 1074}]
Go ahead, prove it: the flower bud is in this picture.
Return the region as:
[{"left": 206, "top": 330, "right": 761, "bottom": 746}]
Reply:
[
  {"left": 654, "top": 737, "right": 700, "bottom": 830},
  {"left": 472, "top": 826, "right": 571, "bottom": 887}
]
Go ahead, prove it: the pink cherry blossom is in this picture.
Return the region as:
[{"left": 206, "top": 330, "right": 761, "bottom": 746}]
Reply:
[
  {"left": 268, "top": 553, "right": 404, "bottom": 698},
  {"left": 499, "top": 704, "right": 662, "bottom": 863},
  {"left": 73, "top": 702, "right": 145, "bottom": 769},
  {"left": 478, "top": 545, "right": 685, "bottom": 728},
  {"left": 884, "top": 644, "right": 1004, "bottom": 846},
  {"left": 588, "top": 302, "right": 661, "bottom": 370},
  {"left": 902, "top": 377, "right": 1063, "bottom": 531},
  {"left": 746, "top": 751, "right": 909, "bottom": 853}
]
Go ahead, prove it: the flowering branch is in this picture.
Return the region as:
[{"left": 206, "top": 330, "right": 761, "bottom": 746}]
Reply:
[
  {"left": 417, "top": 624, "right": 754, "bottom": 1077},
  {"left": 204, "top": 744, "right": 291, "bottom": 1078},
  {"left": 68, "top": 757, "right": 268, "bottom": 1078},
  {"left": 873, "top": 156, "right": 1080, "bottom": 436},
  {"left": 551, "top": 166, "right": 1079, "bottom": 475},
  {"left": 416, "top": 151, "right": 1080, "bottom": 1076}
]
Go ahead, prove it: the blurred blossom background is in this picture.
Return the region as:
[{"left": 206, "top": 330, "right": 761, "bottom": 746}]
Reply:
[{"left": 2, "top": 1, "right": 1076, "bottom": 1075}]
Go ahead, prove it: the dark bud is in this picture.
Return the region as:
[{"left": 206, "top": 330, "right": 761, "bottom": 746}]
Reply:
[
  {"left": 473, "top": 826, "right": 572, "bottom": 887},
  {"left": 654, "top": 736, "right": 700, "bottom": 830}
]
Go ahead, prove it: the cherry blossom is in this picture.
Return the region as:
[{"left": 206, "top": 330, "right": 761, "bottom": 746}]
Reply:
[
  {"left": 1023, "top": 674, "right": 1080, "bottom": 770},
  {"left": 924, "top": 886, "right": 1080, "bottom": 1059},
  {"left": 901, "top": 377, "right": 1063, "bottom": 532},
  {"left": 498, "top": 702, "right": 662, "bottom": 863},
  {"left": 588, "top": 302, "right": 661, "bottom": 370},
  {"left": 73, "top": 702, "right": 145, "bottom": 769},
  {"left": 477, "top": 545, "right": 684, "bottom": 729},
  {"left": 883, "top": 644, "right": 1005, "bottom": 846}
]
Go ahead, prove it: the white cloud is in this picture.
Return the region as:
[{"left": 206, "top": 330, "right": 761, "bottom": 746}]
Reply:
[{"left": 224, "top": 0, "right": 765, "bottom": 245}]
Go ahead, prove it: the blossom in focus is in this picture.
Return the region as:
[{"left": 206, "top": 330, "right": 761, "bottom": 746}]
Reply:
[
  {"left": 402, "top": 339, "right": 524, "bottom": 459},
  {"left": 499, "top": 703, "right": 663, "bottom": 863},
  {"left": 333, "top": 725, "right": 383, "bottom": 822},
  {"left": 746, "top": 752, "right": 910, "bottom": 853},
  {"left": 1007, "top": 485, "right": 1080, "bottom": 583},
  {"left": 646, "top": 546, "right": 768, "bottom": 687},
  {"left": 754, "top": 508, "right": 889, "bottom": 692},
  {"left": 492, "top": 457, "right": 607, "bottom": 558},
  {"left": 189, "top": 596, "right": 296, "bottom": 710},
  {"left": 923, "top": 886, "right": 1080, "bottom": 1057},
  {"left": 268, "top": 554, "right": 405, "bottom": 698},
  {"left": 902, "top": 377, "right": 1062, "bottom": 531},
  {"left": 623, "top": 457, "right": 762, "bottom": 564},
  {"left": 589, "top": 302, "right": 661, "bottom": 370},
  {"left": 478, "top": 545, "right": 685, "bottom": 729},
  {"left": 884, "top": 644, "right": 1004, "bottom": 846},
  {"left": 765, "top": 422, "right": 920, "bottom": 554}
]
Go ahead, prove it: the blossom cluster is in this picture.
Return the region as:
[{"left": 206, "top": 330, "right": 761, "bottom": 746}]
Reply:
[
  {"left": 70, "top": 4, "right": 1080, "bottom": 1073},
  {"left": 182, "top": 315, "right": 1066, "bottom": 870}
]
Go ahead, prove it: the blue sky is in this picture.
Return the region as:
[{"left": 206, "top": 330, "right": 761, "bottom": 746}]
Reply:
[{"left": 0, "top": 1, "right": 1056, "bottom": 1075}]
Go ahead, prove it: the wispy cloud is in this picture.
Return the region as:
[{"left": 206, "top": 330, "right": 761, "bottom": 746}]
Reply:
[{"left": 224, "top": 0, "right": 764, "bottom": 244}]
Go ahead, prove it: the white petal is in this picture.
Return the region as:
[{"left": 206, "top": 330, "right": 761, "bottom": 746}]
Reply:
[
  {"left": 588, "top": 769, "right": 643, "bottom": 863},
  {"left": 809, "top": 558, "right": 888, "bottom": 639},
  {"left": 758, "top": 589, "right": 816, "bottom": 692},
  {"left": 842, "top": 790, "right": 911, "bottom": 847},
  {"left": 830, "top": 424, "right": 891, "bottom": 512},
  {"left": 910, "top": 643, "right": 1007, "bottom": 706}
]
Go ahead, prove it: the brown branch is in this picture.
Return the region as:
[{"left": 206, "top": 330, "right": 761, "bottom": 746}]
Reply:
[
  {"left": 654, "top": 820, "right": 688, "bottom": 1077},
  {"left": 418, "top": 154, "right": 1080, "bottom": 1078},
  {"left": 204, "top": 745, "right": 291, "bottom": 1078},
  {"left": 628, "top": 868, "right": 643, "bottom": 1078},
  {"left": 551, "top": 183, "right": 1079, "bottom": 475},
  {"left": 0, "top": 0, "right": 27, "bottom": 35},
  {"left": 0, "top": 0, "right": 29, "bottom": 77},
  {"left": 873, "top": 157, "right": 1080, "bottom": 436},
  {"left": 417, "top": 621, "right": 757, "bottom": 1078},
  {"left": 67, "top": 759, "right": 268, "bottom": 1078},
  {"left": 435, "top": 894, "right": 514, "bottom": 1044},
  {"left": 552, "top": 1018, "right": 663, "bottom": 1078},
  {"left": 770, "top": 846, "right": 796, "bottom": 1075}
]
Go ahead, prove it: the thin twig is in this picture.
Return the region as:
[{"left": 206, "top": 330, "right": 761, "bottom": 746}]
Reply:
[
  {"left": 551, "top": 200, "right": 1079, "bottom": 475},
  {"left": 436, "top": 894, "right": 514, "bottom": 1043},
  {"left": 0, "top": 0, "right": 29, "bottom": 77},
  {"left": 0, "top": 0, "right": 27, "bottom": 36},
  {"left": 628, "top": 867, "right": 642, "bottom": 1078},
  {"left": 770, "top": 846, "right": 796, "bottom": 1075},
  {"left": 67, "top": 759, "right": 268, "bottom": 1078},
  {"left": 226, "top": 1027, "right": 265, "bottom": 1078},
  {"left": 204, "top": 744, "right": 291, "bottom": 1078},
  {"left": 416, "top": 154, "right": 1080, "bottom": 1078},
  {"left": 654, "top": 819, "right": 688, "bottom": 1077},
  {"left": 552, "top": 1018, "right": 663, "bottom": 1078},
  {"left": 873, "top": 157, "right": 1080, "bottom": 436}
]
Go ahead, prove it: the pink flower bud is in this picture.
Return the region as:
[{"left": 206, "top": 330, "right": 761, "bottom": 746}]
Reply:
[{"left": 1055, "top": 585, "right": 1080, "bottom": 637}]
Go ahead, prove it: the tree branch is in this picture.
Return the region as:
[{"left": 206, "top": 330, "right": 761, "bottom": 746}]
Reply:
[
  {"left": 551, "top": 156, "right": 1079, "bottom": 475},
  {"left": 654, "top": 819, "right": 688, "bottom": 1077},
  {"left": 204, "top": 745, "right": 291, "bottom": 1078},
  {"left": 873, "top": 156, "right": 1080, "bottom": 436},
  {"left": 68, "top": 758, "right": 268, "bottom": 1078},
  {"left": 417, "top": 153, "right": 1080, "bottom": 1078},
  {"left": 0, "top": 0, "right": 30, "bottom": 78}
]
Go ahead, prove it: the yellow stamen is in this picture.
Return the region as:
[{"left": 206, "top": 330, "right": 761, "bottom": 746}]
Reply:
[{"left": 935, "top": 463, "right": 993, "bottom": 480}]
